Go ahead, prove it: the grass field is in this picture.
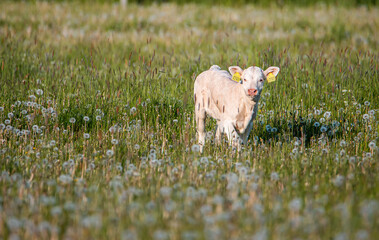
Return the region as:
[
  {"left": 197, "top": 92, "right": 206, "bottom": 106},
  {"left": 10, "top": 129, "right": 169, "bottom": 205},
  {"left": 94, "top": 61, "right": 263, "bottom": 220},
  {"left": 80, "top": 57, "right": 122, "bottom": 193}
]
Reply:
[{"left": 0, "top": 1, "right": 378, "bottom": 239}]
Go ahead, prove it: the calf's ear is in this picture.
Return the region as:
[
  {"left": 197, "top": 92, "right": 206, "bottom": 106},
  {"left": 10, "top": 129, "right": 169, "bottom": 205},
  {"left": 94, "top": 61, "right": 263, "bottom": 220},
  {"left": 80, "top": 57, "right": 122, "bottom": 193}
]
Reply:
[
  {"left": 264, "top": 67, "right": 280, "bottom": 77},
  {"left": 228, "top": 66, "right": 243, "bottom": 76}
]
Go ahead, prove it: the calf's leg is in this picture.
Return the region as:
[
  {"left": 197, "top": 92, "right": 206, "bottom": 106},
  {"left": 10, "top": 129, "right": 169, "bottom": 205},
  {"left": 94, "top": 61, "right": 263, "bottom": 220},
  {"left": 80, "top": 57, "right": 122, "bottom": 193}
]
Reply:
[
  {"left": 195, "top": 107, "right": 207, "bottom": 150},
  {"left": 214, "top": 122, "right": 223, "bottom": 145},
  {"left": 223, "top": 121, "right": 242, "bottom": 149},
  {"left": 241, "top": 122, "right": 254, "bottom": 145}
]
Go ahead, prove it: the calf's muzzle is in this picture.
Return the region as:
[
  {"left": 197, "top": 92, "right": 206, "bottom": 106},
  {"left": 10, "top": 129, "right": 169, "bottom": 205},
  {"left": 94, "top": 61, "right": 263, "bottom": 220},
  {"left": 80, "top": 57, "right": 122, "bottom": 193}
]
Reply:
[{"left": 248, "top": 88, "right": 258, "bottom": 96}]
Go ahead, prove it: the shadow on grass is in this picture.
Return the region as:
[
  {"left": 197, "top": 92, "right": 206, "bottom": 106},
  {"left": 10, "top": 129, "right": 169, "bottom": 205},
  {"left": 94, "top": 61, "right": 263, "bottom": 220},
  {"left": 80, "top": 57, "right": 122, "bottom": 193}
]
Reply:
[{"left": 254, "top": 115, "right": 347, "bottom": 147}]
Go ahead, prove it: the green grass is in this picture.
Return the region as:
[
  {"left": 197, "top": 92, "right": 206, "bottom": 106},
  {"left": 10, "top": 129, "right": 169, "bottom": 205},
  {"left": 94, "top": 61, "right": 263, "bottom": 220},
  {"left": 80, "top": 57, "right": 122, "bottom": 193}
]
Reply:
[
  {"left": 0, "top": 1, "right": 378, "bottom": 239},
  {"left": 38, "top": 0, "right": 379, "bottom": 7}
]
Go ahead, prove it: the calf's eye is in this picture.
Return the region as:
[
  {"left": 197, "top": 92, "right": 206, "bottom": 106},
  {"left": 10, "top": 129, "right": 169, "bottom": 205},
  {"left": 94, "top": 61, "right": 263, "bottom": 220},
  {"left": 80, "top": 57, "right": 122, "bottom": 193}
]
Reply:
[
  {"left": 259, "top": 78, "right": 264, "bottom": 82},
  {"left": 244, "top": 78, "right": 247, "bottom": 82}
]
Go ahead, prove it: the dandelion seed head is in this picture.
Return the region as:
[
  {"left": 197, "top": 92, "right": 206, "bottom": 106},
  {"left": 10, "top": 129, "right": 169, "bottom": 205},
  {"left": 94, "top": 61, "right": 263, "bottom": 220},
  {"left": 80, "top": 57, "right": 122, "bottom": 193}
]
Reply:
[
  {"left": 334, "top": 232, "right": 348, "bottom": 240},
  {"left": 63, "top": 201, "right": 77, "bottom": 211},
  {"left": 36, "top": 89, "right": 44, "bottom": 95},
  {"left": 333, "top": 175, "right": 345, "bottom": 187},
  {"left": 130, "top": 107, "right": 137, "bottom": 115},
  {"left": 270, "top": 172, "right": 279, "bottom": 181},
  {"left": 238, "top": 166, "right": 248, "bottom": 176},
  {"left": 69, "top": 118, "right": 76, "bottom": 124},
  {"left": 84, "top": 133, "right": 90, "bottom": 139},
  {"left": 106, "top": 150, "right": 114, "bottom": 157},
  {"left": 160, "top": 187, "right": 172, "bottom": 198},
  {"left": 51, "top": 206, "right": 62, "bottom": 216},
  {"left": 191, "top": 144, "right": 200, "bottom": 152},
  {"left": 355, "top": 230, "right": 369, "bottom": 240},
  {"left": 116, "top": 165, "right": 123, "bottom": 172},
  {"left": 29, "top": 95, "right": 36, "bottom": 101},
  {"left": 332, "top": 120, "right": 340, "bottom": 128},
  {"left": 6, "top": 218, "right": 22, "bottom": 231},
  {"left": 289, "top": 198, "right": 302, "bottom": 211},
  {"left": 368, "top": 141, "right": 376, "bottom": 149},
  {"left": 149, "top": 152, "right": 156, "bottom": 160},
  {"left": 58, "top": 174, "right": 73, "bottom": 184},
  {"left": 81, "top": 215, "right": 102, "bottom": 228},
  {"left": 68, "top": 159, "right": 74, "bottom": 165},
  {"left": 122, "top": 229, "right": 138, "bottom": 240},
  {"left": 200, "top": 156, "right": 209, "bottom": 165},
  {"left": 153, "top": 230, "right": 168, "bottom": 240},
  {"left": 291, "top": 180, "right": 298, "bottom": 187},
  {"left": 62, "top": 161, "right": 69, "bottom": 168}
]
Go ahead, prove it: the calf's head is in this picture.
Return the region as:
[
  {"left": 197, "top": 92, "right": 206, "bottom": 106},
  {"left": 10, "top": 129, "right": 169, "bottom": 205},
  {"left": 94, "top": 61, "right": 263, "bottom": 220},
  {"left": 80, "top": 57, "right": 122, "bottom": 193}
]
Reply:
[{"left": 229, "top": 66, "right": 280, "bottom": 101}]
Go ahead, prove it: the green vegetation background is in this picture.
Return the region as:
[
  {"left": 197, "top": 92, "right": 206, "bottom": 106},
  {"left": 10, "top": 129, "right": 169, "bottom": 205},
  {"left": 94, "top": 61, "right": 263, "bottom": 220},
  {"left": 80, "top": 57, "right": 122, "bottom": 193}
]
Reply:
[{"left": 19, "top": 0, "right": 379, "bottom": 7}]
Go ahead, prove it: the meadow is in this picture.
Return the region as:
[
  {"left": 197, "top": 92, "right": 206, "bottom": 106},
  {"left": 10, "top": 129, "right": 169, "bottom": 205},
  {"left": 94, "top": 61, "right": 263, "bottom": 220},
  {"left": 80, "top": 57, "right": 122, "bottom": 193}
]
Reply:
[{"left": 0, "top": 1, "right": 378, "bottom": 239}]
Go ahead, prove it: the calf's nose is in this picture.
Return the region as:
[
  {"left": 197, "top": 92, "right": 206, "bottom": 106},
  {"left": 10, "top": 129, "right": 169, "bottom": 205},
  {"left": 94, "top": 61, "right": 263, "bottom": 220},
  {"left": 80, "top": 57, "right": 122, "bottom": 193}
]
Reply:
[{"left": 248, "top": 88, "right": 258, "bottom": 96}]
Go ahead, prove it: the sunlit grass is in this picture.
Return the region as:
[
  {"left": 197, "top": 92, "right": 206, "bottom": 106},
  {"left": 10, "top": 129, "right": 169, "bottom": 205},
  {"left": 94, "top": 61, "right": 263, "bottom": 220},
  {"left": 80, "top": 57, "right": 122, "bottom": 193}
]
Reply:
[{"left": 0, "top": 1, "right": 378, "bottom": 239}]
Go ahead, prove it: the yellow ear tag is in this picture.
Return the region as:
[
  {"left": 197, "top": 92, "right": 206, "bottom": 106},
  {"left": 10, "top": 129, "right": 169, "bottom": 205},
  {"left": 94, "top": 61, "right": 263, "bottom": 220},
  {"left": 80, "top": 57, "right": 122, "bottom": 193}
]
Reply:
[
  {"left": 267, "top": 72, "right": 276, "bottom": 83},
  {"left": 232, "top": 72, "right": 241, "bottom": 82}
]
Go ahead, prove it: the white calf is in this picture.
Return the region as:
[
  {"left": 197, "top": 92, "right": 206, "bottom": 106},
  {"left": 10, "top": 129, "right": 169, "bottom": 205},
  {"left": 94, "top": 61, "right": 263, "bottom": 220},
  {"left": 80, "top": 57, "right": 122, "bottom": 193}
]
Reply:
[{"left": 194, "top": 65, "right": 280, "bottom": 150}]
